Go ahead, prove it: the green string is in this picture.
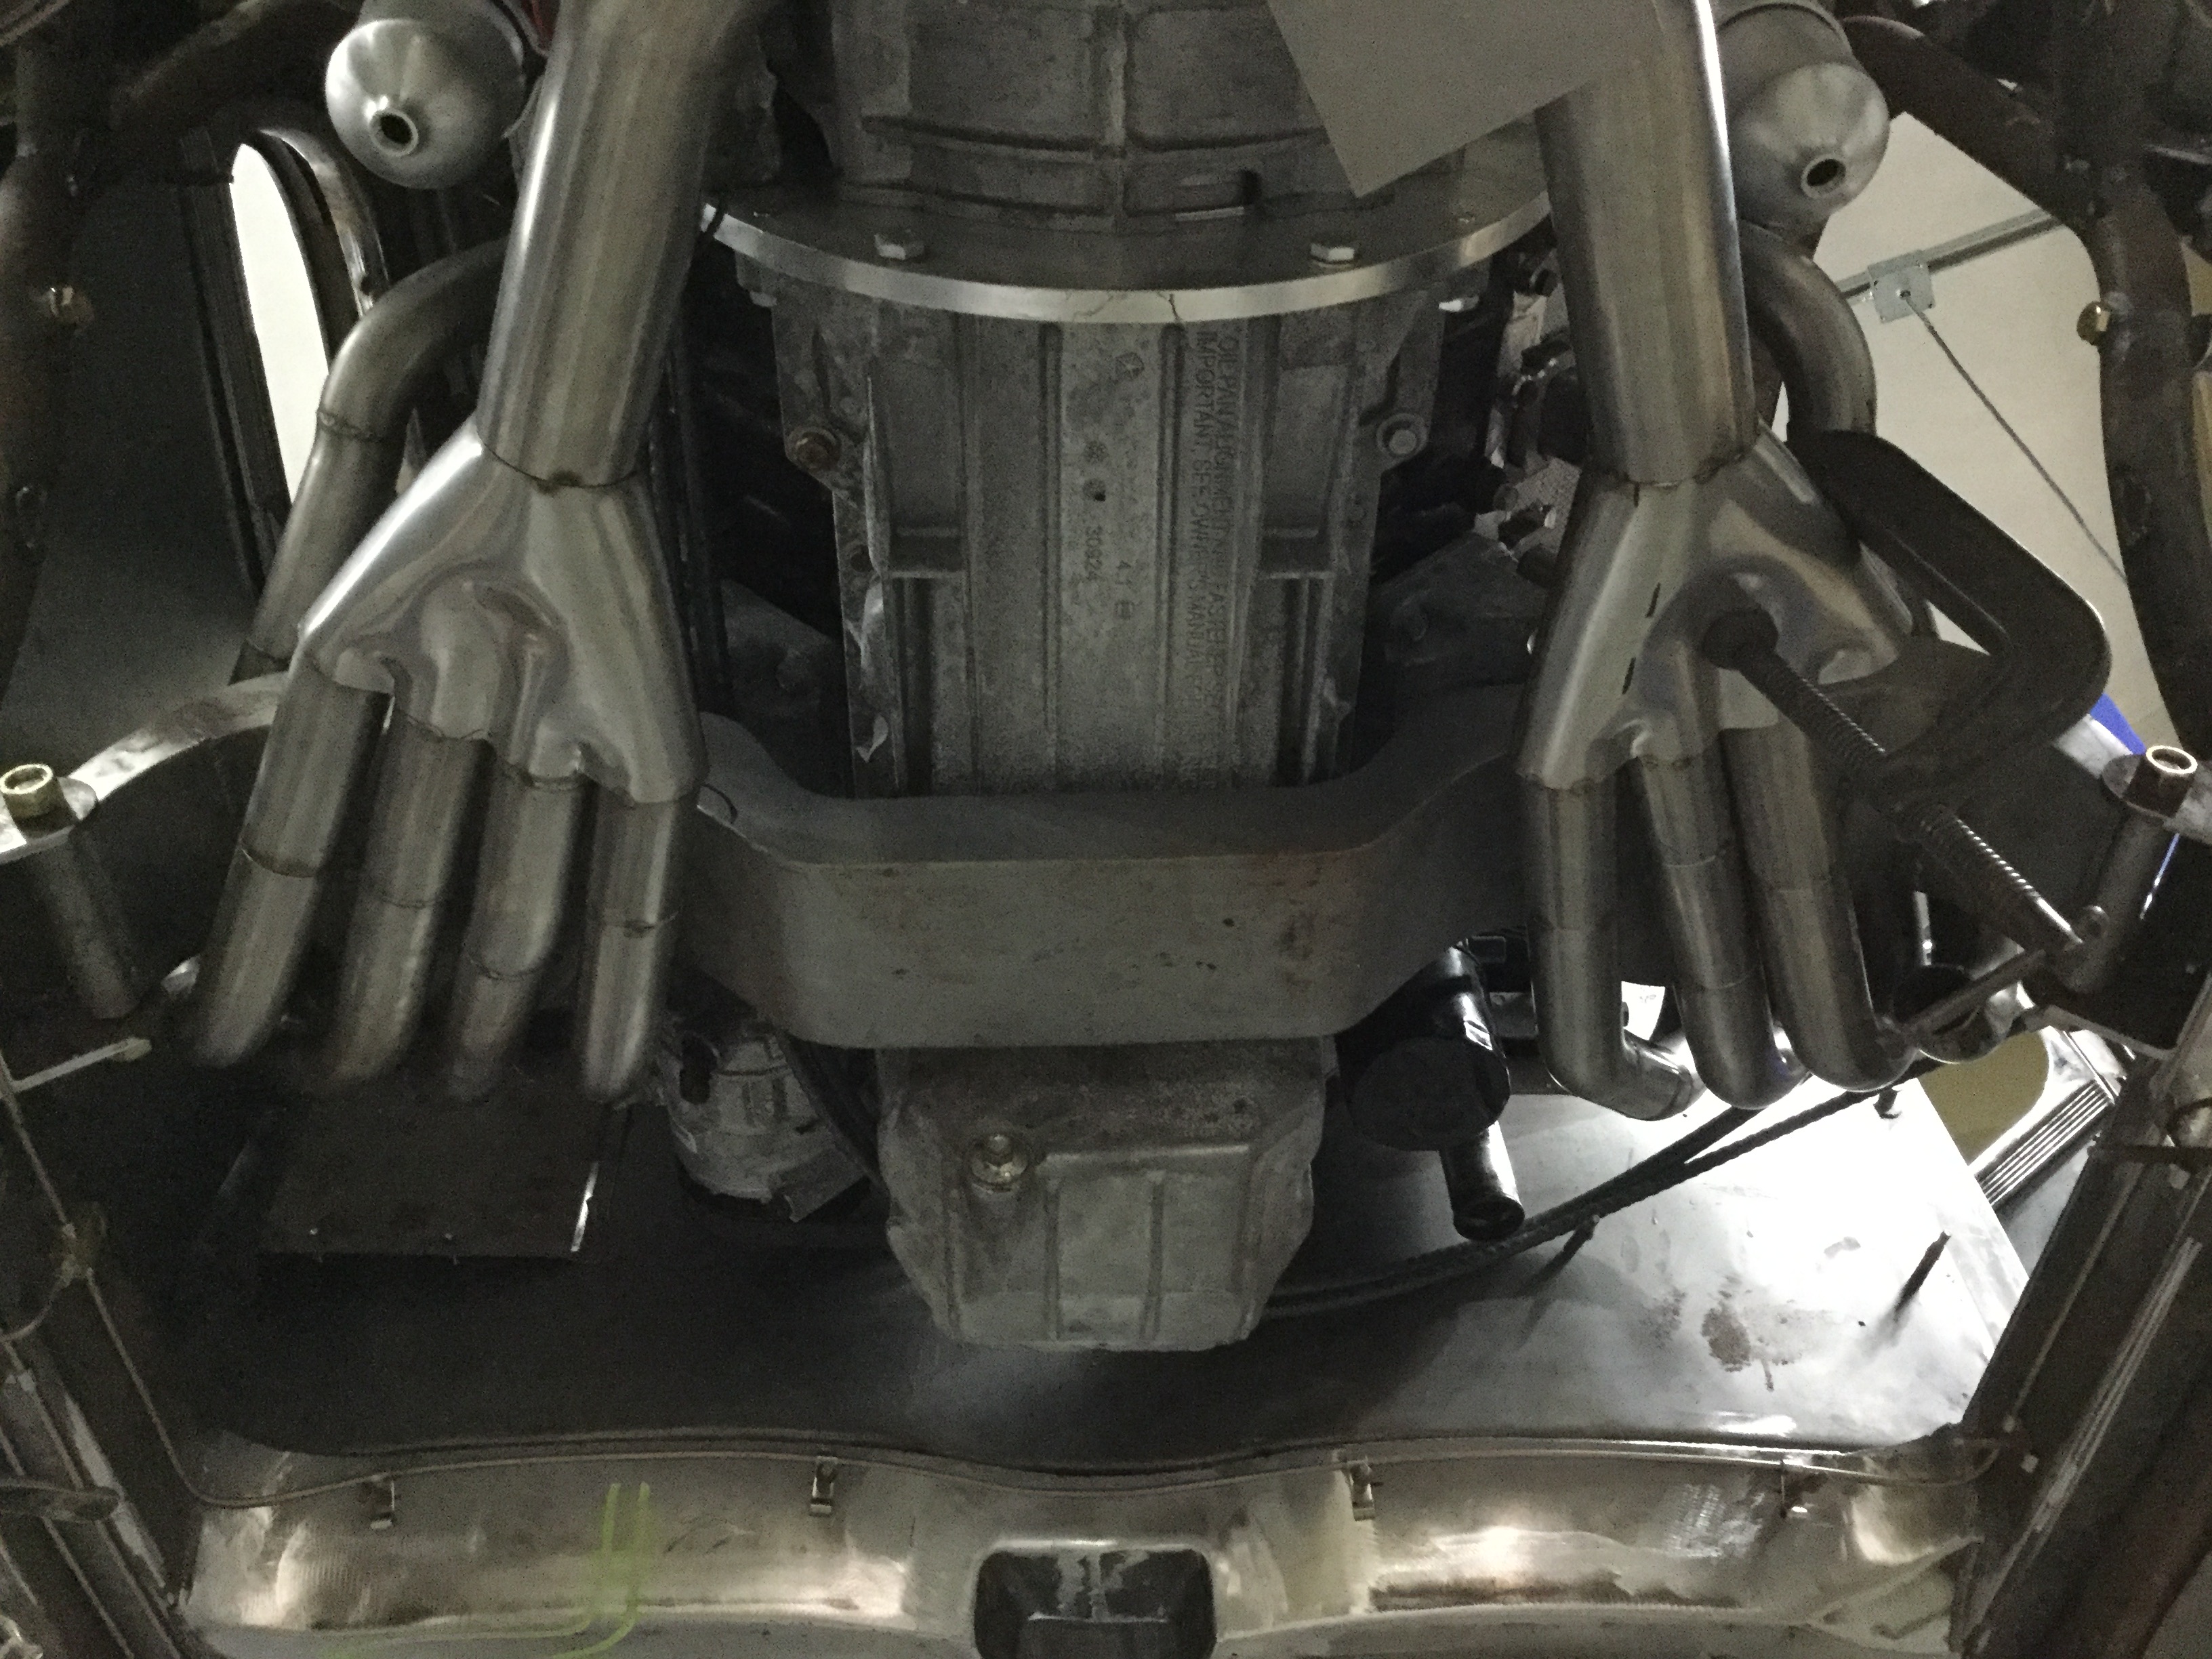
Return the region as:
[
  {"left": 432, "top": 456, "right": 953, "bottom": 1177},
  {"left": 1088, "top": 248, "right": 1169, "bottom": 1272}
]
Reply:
[
  {"left": 326, "top": 1482, "right": 653, "bottom": 1659},
  {"left": 538, "top": 1484, "right": 651, "bottom": 1659}
]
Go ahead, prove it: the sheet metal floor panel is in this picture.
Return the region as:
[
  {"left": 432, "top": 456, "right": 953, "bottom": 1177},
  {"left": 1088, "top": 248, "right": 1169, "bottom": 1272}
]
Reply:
[{"left": 174, "top": 1072, "right": 2022, "bottom": 1467}]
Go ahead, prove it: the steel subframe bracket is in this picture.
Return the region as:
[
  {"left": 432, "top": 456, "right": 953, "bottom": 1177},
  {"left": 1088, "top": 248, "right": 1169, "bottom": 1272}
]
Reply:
[
  {"left": 27, "top": 676, "right": 1525, "bottom": 1054},
  {"left": 682, "top": 686, "right": 1525, "bottom": 1048}
]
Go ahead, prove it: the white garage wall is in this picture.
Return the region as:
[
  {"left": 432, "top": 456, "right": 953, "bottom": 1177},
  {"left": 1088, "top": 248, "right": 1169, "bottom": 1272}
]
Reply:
[
  {"left": 228, "top": 146, "right": 329, "bottom": 498},
  {"left": 1816, "top": 115, "right": 2178, "bottom": 747},
  {"left": 1825, "top": 125, "right": 2212, "bottom": 1654}
]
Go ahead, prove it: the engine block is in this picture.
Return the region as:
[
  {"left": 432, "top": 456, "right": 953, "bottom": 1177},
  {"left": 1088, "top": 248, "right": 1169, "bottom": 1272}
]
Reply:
[{"left": 704, "top": 0, "right": 1529, "bottom": 1346}]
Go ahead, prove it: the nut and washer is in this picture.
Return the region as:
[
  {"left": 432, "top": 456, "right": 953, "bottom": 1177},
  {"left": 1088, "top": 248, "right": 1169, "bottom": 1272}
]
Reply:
[
  {"left": 2077, "top": 299, "right": 2116, "bottom": 344},
  {"left": 786, "top": 427, "right": 842, "bottom": 474},
  {"left": 1309, "top": 239, "right": 1359, "bottom": 266},
  {"left": 2127, "top": 743, "right": 2199, "bottom": 817},
  {"left": 1377, "top": 413, "right": 1429, "bottom": 461},
  {"left": 966, "top": 1131, "right": 1031, "bottom": 1192},
  {"left": 1, "top": 763, "right": 65, "bottom": 823},
  {"left": 873, "top": 230, "right": 929, "bottom": 263}
]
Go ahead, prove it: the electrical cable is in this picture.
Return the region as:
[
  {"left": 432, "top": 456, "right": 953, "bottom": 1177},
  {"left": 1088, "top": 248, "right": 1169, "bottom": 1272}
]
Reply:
[
  {"left": 1904, "top": 296, "right": 2128, "bottom": 585},
  {"left": 1265, "top": 1069, "right": 1931, "bottom": 1321}
]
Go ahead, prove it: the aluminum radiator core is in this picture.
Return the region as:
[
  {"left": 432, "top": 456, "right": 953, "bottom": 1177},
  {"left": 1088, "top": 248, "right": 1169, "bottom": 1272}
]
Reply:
[{"left": 705, "top": 0, "right": 1537, "bottom": 1349}]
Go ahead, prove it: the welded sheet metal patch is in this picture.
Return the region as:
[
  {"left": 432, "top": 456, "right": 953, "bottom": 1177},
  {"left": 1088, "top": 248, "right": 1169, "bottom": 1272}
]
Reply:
[{"left": 1268, "top": 0, "right": 1657, "bottom": 194}]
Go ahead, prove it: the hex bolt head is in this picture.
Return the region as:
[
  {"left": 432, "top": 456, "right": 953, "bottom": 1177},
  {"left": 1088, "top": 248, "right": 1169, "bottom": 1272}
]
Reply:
[
  {"left": 966, "top": 1131, "right": 1031, "bottom": 1192},
  {"left": 1, "top": 762, "right": 65, "bottom": 823},
  {"left": 1309, "top": 239, "right": 1359, "bottom": 266},
  {"left": 1377, "top": 413, "right": 1429, "bottom": 461},
  {"left": 2127, "top": 743, "right": 2199, "bottom": 817},
  {"left": 786, "top": 427, "right": 842, "bottom": 474},
  {"left": 873, "top": 230, "right": 929, "bottom": 263},
  {"left": 2078, "top": 300, "right": 2116, "bottom": 344}
]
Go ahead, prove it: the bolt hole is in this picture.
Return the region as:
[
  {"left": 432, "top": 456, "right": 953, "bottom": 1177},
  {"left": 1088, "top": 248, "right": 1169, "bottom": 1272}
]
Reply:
[
  {"left": 678, "top": 1033, "right": 718, "bottom": 1104},
  {"left": 1086, "top": 481, "right": 1109, "bottom": 504},
  {"left": 1802, "top": 155, "right": 1847, "bottom": 194},
  {"left": 373, "top": 109, "right": 419, "bottom": 154},
  {"left": 0, "top": 763, "right": 54, "bottom": 796}
]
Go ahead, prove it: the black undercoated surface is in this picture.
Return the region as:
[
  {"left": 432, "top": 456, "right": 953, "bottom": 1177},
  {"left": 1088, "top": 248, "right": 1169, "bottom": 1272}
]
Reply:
[{"left": 7, "top": 1033, "right": 2002, "bottom": 1476}]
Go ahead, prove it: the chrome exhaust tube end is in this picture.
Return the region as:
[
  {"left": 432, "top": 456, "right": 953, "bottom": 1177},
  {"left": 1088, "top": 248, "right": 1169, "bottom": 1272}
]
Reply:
[
  {"left": 185, "top": 665, "right": 380, "bottom": 1067},
  {"left": 443, "top": 974, "right": 542, "bottom": 1101},
  {"left": 1635, "top": 750, "right": 1801, "bottom": 1108},
  {"left": 1527, "top": 778, "right": 1703, "bottom": 1121},
  {"left": 1726, "top": 720, "right": 1914, "bottom": 1089},
  {"left": 577, "top": 916, "right": 679, "bottom": 1105},
  {"left": 441, "top": 766, "right": 585, "bottom": 1097},
  {"left": 575, "top": 794, "right": 685, "bottom": 1103},
  {"left": 314, "top": 720, "right": 481, "bottom": 1088},
  {"left": 184, "top": 848, "right": 324, "bottom": 1067}
]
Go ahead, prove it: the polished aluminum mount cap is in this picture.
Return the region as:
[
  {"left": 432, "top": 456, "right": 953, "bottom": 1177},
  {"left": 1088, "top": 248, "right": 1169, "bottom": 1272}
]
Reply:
[
  {"left": 325, "top": 0, "right": 529, "bottom": 191},
  {"left": 1718, "top": 0, "right": 1891, "bottom": 234}
]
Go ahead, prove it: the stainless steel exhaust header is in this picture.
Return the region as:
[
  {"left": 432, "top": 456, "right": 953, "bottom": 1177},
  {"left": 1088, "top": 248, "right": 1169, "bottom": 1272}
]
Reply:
[
  {"left": 1520, "top": 0, "right": 1912, "bottom": 1114},
  {"left": 190, "top": 0, "right": 767, "bottom": 1101}
]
